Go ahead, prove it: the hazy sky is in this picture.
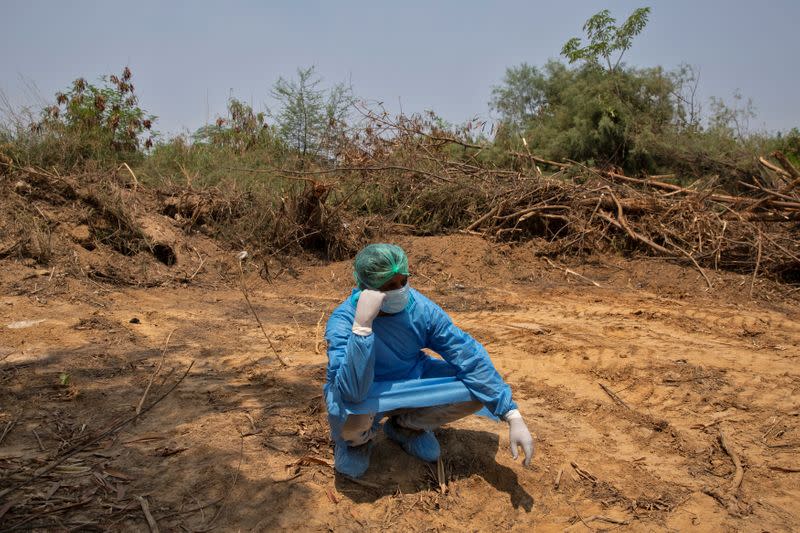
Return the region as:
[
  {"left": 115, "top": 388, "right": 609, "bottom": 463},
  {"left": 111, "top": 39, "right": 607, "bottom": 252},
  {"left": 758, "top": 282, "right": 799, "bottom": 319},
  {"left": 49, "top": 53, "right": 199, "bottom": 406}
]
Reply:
[{"left": 2, "top": 0, "right": 798, "bottom": 136}]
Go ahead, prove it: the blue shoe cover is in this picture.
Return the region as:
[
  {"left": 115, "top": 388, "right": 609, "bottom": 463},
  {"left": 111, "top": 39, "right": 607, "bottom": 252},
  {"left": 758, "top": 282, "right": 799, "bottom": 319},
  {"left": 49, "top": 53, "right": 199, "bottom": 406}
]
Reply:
[
  {"left": 384, "top": 418, "right": 440, "bottom": 462},
  {"left": 334, "top": 440, "right": 374, "bottom": 478}
]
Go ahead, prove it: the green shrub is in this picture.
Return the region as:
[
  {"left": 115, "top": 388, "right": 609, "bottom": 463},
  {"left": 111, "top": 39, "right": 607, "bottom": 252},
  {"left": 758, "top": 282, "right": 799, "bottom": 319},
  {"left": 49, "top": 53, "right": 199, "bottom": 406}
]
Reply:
[
  {"left": 193, "top": 97, "right": 279, "bottom": 154},
  {"left": 773, "top": 128, "right": 800, "bottom": 167},
  {"left": 40, "top": 67, "right": 156, "bottom": 161},
  {"left": 2, "top": 67, "right": 156, "bottom": 171},
  {"left": 491, "top": 60, "right": 675, "bottom": 173}
]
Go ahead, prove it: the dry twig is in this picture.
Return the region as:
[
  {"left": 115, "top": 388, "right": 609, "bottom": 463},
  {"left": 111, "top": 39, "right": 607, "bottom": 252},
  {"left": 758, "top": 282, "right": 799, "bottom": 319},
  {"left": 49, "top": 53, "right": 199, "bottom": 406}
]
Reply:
[
  {"left": 599, "top": 383, "right": 631, "bottom": 410},
  {"left": 136, "top": 329, "right": 175, "bottom": 415},
  {"left": 136, "top": 496, "right": 159, "bottom": 533},
  {"left": 0, "top": 417, "right": 17, "bottom": 445},
  {"left": 719, "top": 429, "right": 744, "bottom": 494},
  {"left": 314, "top": 312, "right": 326, "bottom": 355},
  {"left": 554, "top": 467, "right": 564, "bottom": 490},
  {"left": 750, "top": 231, "right": 762, "bottom": 298},
  {"left": 544, "top": 257, "right": 601, "bottom": 287},
  {"left": 768, "top": 465, "right": 800, "bottom": 473},
  {"left": 237, "top": 260, "right": 288, "bottom": 366}
]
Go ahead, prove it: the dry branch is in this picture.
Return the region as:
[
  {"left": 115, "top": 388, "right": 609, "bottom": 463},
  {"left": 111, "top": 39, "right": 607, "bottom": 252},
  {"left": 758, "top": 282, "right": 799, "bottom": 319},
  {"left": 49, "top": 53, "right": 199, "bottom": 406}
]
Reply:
[
  {"left": 772, "top": 151, "right": 800, "bottom": 180},
  {"left": 719, "top": 430, "right": 744, "bottom": 494},
  {"left": 769, "top": 465, "right": 800, "bottom": 473},
  {"left": 570, "top": 461, "right": 597, "bottom": 483},
  {"left": 759, "top": 156, "right": 792, "bottom": 180},
  {"left": 0, "top": 417, "right": 17, "bottom": 445},
  {"left": 554, "top": 467, "right": 564, "bottom": 489},
  {"left": 314, "top": 312, "right": 326, "bottom": 355},
  {"left": 544, "top": 257, "right": 601, "bottom": 287},
  {"left": 136, "top": 329, "right": 175, "bottom": 415},
  {"left": 136, "top": 496, "right": 160, "bottom": 533},
  {"left": 237, "top": 260, "right": 288, "bottom": 367},
  {"left": 599, "top": 383, "right": 631, "bottom": 410}
]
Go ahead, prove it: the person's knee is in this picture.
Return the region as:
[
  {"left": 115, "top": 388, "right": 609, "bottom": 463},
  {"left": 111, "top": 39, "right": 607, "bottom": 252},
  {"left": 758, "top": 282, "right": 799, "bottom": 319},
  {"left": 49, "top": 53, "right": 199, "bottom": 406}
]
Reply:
[
  {"left": 459, "top": 400, "right": 484, "bottom": 414},
  {"left": 341, "top": 414, "right": 374, "bottom": 446}
]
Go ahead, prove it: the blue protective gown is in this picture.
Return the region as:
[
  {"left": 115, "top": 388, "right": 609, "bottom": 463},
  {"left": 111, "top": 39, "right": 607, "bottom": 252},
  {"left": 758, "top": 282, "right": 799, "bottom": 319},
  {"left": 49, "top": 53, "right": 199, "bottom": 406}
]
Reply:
[{"left": 324, "top": 287, "right": 517, "bottom": 446}]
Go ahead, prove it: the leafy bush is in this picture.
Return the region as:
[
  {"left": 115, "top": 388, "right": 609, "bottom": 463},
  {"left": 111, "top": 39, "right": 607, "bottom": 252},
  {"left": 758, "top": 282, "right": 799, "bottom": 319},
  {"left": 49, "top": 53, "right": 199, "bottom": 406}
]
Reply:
[
  {"left": 193, "top": 97, "right": 278, "bottom": 154},
  {"left": 39, "top": 67, "right": 156, "bottom": 161},
  {"left": 1, "top": 67, "right": 156, "bottom": 170},
  {"left": 772, "top": 128, "right": 800, "bottom": 166},
  {"left": 488, "top": 7, "right": 785, "bottom": 187},
  {"left": 491, "top": 60, "right": 675, "bottom": 172}
]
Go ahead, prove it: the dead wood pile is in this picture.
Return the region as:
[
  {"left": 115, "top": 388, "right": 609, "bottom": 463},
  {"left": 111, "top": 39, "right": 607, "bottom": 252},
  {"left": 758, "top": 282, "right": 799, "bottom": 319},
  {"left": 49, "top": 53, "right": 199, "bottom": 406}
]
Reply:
[
  {"left": 456, "top": 162, "right": 799, "bottom": 285},
  {"left": 329, "top": 111, "right": 800, "bottom": 286},
  {"left": 1, "top": 113, "right": 797, "bottom": 287}
]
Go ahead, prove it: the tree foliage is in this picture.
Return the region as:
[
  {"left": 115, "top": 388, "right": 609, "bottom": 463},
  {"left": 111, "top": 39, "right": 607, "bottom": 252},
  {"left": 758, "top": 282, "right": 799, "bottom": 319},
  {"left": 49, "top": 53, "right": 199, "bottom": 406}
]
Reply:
[
  {"left": 489, "top": 6, "right": 786, "bottom": 182},
  {"left": 270, "top": 66, "right": 353, "bottom": 159},
  {"left": 194, "top": 97, "right": 276, "bottom": 153},
  {"left": 488, "top": 63, "right": 549, "bottom": 134},
  {"left": 491, "top": 60, "right": 675, "bottom": 171},
  {"left": 561, "top": 7, "right": 651, "bottom": 72},
  {"left": 39, "top": 67, "right": 156, "bottom": 159}
]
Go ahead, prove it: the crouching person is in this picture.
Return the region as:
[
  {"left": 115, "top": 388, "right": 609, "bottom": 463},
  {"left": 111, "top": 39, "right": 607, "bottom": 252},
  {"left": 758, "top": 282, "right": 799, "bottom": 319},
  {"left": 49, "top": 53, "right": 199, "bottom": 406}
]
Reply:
[{"left": 324, "top": 243, "right": 534, "bottom": 478}]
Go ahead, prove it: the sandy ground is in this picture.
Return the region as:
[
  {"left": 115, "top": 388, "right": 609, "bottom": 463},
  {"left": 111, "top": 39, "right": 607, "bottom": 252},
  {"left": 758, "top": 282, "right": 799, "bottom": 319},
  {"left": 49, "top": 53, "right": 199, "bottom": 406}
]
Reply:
[{"left": 1, "top": 235, "right": 799, "bottom": 531}]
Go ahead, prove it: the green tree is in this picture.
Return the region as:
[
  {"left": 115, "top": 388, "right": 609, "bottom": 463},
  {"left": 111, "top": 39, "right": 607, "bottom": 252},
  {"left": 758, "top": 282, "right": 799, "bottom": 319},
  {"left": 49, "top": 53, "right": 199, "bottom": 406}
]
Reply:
[
  {"left": 561, "top": 7, "right": 651, "bottom": 72},
  {"left": 707, "top": 91, "right": 756, "bottom": 141},
  {"left": 270, "top": 66, "right": 353, "bottom": 159},
  {"left": 490, "top": 6, "right": 777, "bottom": 184},
  {"left": 489, "top": 7, "right": 683, "bottom": 172},
  {"left": 490, "top": 60, "right": 675, "bottom": 171},
  {"left": 488, "top": 63, "right": 549, "bottom": 134}
]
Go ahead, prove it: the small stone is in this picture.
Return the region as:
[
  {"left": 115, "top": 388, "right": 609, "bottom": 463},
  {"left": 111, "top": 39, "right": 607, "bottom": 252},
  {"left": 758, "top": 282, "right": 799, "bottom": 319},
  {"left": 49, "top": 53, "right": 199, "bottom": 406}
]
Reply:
[
  {"left": 70, "top": 225, "right": 92, "bottom": 243},
  {"left": 129, "top": 318, "right": 140, "bottom": 324},
  {"left": 14, "top": 180, "right": 32, "bottom": 194}
]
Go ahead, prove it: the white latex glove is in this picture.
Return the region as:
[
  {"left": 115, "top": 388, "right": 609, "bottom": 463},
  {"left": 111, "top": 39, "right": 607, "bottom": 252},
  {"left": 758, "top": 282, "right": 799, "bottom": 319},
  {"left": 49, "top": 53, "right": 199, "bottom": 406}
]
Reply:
[
  {"left": 352, "top": 289, "right": 386, "bottom": 336},
  {"left": 505, "top": 409, "right": 534, "bottom": 466}
]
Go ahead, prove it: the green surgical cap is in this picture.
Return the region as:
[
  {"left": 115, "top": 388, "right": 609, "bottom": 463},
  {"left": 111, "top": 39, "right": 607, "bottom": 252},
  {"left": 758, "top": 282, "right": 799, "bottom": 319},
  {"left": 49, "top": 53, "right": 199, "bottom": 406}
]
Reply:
[{"left": 353, "top": 243, "right": 409, "bottom": 289}]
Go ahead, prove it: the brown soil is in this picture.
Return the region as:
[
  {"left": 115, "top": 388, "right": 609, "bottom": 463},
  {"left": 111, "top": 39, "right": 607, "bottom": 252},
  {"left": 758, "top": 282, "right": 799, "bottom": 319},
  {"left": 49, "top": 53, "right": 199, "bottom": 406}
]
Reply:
[{"left": 1, "top": 233, "right": 799, "bottom": 531}]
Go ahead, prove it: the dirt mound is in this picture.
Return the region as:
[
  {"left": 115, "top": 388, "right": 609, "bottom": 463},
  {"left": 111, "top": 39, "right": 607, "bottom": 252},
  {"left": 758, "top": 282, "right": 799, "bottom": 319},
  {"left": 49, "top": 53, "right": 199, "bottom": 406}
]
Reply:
[{"left": 1, "top": 167, "right": 243, "bottom": 289}]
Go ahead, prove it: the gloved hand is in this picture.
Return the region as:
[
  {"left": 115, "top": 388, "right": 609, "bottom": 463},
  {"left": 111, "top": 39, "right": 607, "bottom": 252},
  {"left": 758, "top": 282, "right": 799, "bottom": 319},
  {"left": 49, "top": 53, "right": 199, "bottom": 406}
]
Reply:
[
  {"left": 505, "top": 409, "right": 534, "bottom": 466},
  {"left": 352, "top": 289, "right": 386, "bottom": 336}
]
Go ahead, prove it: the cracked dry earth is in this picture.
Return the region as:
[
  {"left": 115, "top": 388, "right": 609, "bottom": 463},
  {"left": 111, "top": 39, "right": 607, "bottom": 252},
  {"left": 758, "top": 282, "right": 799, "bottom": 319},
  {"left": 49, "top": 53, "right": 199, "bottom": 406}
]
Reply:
[{"left": 1, "top": 235, "right": 799, "bottom": 531}]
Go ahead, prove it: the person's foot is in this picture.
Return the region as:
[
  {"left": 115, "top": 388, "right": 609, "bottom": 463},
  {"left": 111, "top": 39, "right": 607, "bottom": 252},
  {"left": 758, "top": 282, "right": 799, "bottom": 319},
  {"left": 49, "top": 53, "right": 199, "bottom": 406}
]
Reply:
[
  {"left": 383, "top": 417, "right": 440, "bottom": 462},
  {"left": 334, "top": 440, "right": 374, "bottom": 478}
]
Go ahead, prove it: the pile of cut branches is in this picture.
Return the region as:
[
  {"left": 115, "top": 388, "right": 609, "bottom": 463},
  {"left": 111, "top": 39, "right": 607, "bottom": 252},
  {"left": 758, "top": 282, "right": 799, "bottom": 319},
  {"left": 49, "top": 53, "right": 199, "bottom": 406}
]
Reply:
[
  {"left": 326, "top": 109, "right": 800, "bottom": 286},
  {"left": 461, "top": 164, "right": 798, "bottom": 287}
]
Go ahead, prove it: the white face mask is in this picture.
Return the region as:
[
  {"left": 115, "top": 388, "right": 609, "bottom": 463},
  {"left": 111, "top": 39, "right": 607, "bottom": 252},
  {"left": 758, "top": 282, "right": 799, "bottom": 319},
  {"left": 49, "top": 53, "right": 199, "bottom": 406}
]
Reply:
[{"left": 381, "top": 283, "right": 410, "bottom": 314}]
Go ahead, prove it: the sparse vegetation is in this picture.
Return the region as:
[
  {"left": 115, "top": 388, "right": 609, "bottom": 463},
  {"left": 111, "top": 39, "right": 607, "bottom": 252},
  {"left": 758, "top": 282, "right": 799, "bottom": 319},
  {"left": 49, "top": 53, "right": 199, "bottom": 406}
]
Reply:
[
  {"left": 0, "top": 8, "right": 797, "bottom": 284},
  {"left": 1, "top": 67, "right": 157, "bottom": 171}
]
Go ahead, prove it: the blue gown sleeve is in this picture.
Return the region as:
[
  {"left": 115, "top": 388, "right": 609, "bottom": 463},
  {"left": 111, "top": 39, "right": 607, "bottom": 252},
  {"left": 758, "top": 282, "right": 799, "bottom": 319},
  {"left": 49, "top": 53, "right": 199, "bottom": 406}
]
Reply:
[
  {"left": 424, "top": 299, "right": 517, "bottom": 417},
  {"left": 325, "top": 309, "right": 376, "bottom": 404}
]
